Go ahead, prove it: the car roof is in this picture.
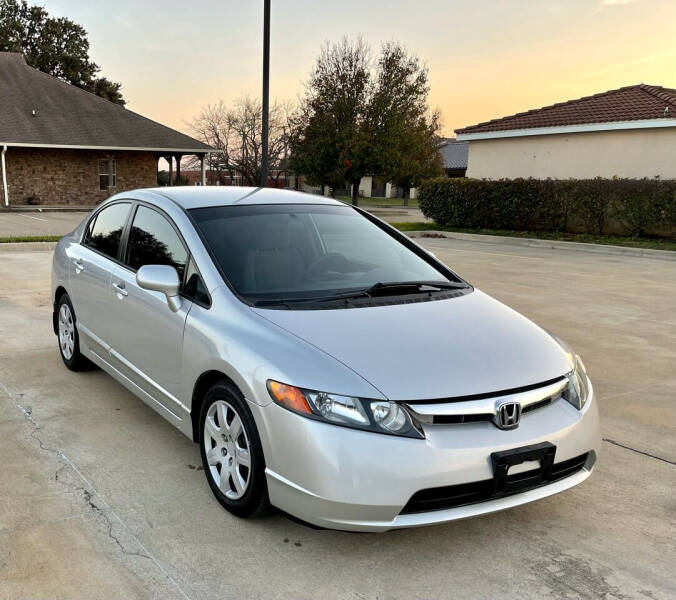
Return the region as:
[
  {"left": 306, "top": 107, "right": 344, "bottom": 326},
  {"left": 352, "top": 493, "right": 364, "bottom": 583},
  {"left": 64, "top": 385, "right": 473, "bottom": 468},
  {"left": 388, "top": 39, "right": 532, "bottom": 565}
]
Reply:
[{"left": 120, "top": 186, "right": 346, "bottom": 210}]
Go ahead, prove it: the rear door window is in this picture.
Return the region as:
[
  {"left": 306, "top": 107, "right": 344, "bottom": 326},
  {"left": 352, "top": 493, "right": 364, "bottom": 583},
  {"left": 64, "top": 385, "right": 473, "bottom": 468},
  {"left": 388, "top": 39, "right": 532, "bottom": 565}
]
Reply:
[
  {"left": 124, "top": 205, "right": 188, "bottom": 281},
  {"left": 84, "top": 202, "right": 131, "bottom": 260}
]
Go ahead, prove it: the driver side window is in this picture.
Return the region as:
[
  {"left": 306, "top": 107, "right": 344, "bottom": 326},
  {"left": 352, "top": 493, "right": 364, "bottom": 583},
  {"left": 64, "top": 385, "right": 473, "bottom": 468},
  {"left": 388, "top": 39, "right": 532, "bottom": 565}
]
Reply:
[{"left": 124, "top": 205, "right": 187, "bottom": 281}]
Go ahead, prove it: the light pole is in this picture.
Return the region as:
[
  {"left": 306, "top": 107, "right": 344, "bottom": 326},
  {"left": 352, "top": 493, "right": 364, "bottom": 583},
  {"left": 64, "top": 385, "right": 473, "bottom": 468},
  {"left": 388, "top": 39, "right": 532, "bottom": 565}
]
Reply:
[{"left": 260, "top": 0, "right": 270, "bottom": 187}]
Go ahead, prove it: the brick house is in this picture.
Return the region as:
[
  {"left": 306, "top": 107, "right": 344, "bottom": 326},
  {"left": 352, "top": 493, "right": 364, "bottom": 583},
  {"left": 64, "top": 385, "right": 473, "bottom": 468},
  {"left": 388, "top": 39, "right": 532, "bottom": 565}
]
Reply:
[{"left": 0, "top": 52, "right": 215, "bottom": 207}]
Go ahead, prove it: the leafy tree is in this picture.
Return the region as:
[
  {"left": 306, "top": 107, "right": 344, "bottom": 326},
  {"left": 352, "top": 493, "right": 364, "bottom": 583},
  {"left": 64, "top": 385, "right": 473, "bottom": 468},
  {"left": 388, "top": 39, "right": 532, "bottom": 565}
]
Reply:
[
  {"left": 92, "top": 76, "right": 125, "bottom": 106},
  {"left": 369, "top": 42, "right": 443, "bottom": 203},
  {"left": 290, "top": 38, "right": 442, "bottom": 205},
  {"left": 0, "top": 0, "right": 125, "bottom": 105},
  {"left": 290, "top": 37, "right": 372, "bottom": 205}
]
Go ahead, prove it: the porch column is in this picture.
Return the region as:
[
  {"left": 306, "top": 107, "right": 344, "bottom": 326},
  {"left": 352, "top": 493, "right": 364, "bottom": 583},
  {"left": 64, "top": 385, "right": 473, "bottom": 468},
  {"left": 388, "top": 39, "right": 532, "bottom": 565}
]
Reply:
[
  {"left": 1, "top": 145, "right": 9, "bottom": 207},
  {"left": 200, "top": 154, "right": 207, "bottom": 186},
  {"left": 175, "top": 154, "right": 183, "bottom": 184},
  {"left": 168, "top": 155, "right": 173, "bottom": 186}
]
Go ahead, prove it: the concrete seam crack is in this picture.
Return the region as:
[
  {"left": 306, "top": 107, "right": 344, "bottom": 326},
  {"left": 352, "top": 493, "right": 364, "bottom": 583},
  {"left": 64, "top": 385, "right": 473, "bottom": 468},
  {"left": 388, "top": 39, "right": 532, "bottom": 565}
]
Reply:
[
  {"left": 602, "top": 438, "right": 675, "bottom": 466},
  {"left": 82, "top": 489, "right": 149, "bottom": 559},
  {"left": 13, "top": 401, "right": 150, "bottom": 559},
  {"left": 0, "top": 380, "right": 193, "bottom": 600}
]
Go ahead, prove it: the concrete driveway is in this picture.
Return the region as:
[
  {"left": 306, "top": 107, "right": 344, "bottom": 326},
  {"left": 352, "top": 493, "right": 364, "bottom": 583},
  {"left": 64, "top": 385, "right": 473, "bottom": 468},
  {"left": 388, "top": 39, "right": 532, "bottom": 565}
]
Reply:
[{"left": 0, "top": 238, "right": 674, "bottom": 599}]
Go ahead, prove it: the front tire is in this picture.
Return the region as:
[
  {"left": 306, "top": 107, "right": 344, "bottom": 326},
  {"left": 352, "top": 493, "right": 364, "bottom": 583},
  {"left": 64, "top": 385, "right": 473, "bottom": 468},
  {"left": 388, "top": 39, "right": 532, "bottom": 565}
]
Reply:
[
  {"left": 56, "top": 293, "right": 93, "bottom": 371},
  {"left": 199, "top": 380, "right": 269, "bottom": 518}
]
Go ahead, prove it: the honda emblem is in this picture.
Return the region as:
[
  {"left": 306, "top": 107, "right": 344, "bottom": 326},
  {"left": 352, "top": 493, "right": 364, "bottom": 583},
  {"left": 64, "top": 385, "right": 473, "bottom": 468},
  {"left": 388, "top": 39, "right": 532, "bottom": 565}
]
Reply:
[{"left": 495, "top": 401, "right": 521, "bottom": 430}]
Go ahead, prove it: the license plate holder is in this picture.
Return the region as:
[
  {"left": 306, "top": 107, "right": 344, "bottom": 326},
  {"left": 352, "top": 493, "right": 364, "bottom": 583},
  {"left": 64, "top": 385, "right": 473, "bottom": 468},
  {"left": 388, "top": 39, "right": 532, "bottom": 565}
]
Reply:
[{"left": 491, "top": 442, "right": 556, "bottom": 495}]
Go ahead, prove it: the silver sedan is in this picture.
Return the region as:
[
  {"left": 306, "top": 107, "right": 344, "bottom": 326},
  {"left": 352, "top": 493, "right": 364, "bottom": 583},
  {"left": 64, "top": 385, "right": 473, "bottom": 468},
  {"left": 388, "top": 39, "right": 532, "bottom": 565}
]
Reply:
[{"left": 51, "top": 187, "right": 600, "bottom": 532}]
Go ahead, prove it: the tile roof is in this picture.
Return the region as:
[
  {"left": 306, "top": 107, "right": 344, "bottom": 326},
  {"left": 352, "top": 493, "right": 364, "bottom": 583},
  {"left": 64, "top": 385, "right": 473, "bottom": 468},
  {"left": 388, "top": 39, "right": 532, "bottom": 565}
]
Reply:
[
  {"left": 456, "top": 84, "right": 676, "bottom": 135},
  {"left": 0, "top": 52, "right": 214, "bottom": 152},
  {"left": 438, "top": 138, "right": 468, "bottom": 169}
]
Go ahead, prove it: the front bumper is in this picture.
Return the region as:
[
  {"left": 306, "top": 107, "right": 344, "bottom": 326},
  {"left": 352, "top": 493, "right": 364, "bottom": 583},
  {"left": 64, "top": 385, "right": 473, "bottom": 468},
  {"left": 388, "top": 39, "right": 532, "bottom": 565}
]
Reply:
[{"left": 252, "top": 381, "right": 600, "bottom": 532}]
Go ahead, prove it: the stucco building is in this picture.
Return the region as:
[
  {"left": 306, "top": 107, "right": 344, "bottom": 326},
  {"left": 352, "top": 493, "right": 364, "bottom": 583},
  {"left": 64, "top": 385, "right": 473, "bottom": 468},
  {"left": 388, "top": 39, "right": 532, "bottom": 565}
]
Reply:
[
  {"left": 0, "top": 52, "right": 214, "bottom": 207},
  {"left": 456, "top": 84, "right": 676, "bottom": 179}
]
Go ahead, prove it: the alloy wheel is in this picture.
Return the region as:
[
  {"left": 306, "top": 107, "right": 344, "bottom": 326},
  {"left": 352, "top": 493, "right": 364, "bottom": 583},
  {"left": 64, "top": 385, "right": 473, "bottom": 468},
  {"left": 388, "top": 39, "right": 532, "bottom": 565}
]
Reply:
[
  {"left": 58, "top": 303, "right": 75, "bottom": 360},
  {"left": 203, "top": 400, "right": 252, "bottom": 500}
]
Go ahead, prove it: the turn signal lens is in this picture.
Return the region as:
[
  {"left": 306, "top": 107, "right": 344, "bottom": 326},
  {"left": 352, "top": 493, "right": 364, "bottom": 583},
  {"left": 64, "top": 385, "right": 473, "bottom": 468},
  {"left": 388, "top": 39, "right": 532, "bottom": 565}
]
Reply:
[{"left": 267, "top": 380, "right": 312, "bottom": 414}]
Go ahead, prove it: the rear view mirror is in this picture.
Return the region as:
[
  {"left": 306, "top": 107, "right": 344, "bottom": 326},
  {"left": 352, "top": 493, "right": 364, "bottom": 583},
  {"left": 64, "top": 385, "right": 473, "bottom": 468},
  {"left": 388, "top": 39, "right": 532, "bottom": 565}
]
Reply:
[{"left": 136, "top": 265, "right": 182, "bottom": 312}]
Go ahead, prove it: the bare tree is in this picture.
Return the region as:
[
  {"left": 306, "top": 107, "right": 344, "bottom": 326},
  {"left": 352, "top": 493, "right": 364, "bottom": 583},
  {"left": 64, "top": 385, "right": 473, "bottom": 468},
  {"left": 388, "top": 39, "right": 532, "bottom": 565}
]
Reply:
[{"left": 188, "top": 97, "right": 293, "bottom": 186}]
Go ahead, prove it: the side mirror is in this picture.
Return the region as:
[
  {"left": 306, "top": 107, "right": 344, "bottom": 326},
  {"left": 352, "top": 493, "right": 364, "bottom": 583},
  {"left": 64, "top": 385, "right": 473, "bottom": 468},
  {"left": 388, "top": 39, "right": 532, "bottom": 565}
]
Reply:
[{"left": 136, "top": 265, "right": 182, "bottom": 312}]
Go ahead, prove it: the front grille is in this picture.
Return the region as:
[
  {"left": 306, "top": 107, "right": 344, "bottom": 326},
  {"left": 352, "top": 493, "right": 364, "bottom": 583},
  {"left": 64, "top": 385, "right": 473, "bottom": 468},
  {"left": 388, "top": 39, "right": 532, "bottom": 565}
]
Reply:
[
  {"left": 521, "top": 396, "right": 555, "bottom": 414},
  {"left": 400, "top": 452, "right": 590, "bottom": 515},
  {"left": 407, "top": 377, "right": 567, "bottom": 427},
  {"left": 433, "top": 413, "right": 493, "bottom": 424},
  {"left": 432, "top": 394, "right": 556, "bottom": 425}
]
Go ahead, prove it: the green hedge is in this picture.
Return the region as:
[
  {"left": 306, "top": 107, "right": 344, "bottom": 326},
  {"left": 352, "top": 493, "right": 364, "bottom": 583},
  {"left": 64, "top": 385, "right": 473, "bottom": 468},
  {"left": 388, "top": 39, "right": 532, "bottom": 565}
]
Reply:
[{"left": 418, "top": 178, "right": 676, "bottom": 238}]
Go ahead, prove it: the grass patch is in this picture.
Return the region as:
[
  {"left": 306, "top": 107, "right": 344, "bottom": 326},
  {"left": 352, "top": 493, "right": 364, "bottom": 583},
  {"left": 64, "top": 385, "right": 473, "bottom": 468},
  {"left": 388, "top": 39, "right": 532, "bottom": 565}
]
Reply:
[
  {"left": 390, "top": 223, "right": 676, "bottom": 252},
  {"left": 337, "top": 196, "right": 419, "bottom": 208},
  {"left": 0, "top": 235, "right": 62, "bottom": 243}
]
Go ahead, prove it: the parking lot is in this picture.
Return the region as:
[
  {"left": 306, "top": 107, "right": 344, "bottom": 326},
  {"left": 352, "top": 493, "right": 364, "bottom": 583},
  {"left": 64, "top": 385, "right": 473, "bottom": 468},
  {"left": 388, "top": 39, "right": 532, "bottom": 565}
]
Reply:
[
  {"left": 0, "top": 237, "right": 674, "bottom": 599},
  {"left": 0, "top": 205, "right": 429, "bottom": 240},
  {"left": 0, "top": 210, "right": 90, "bottom": 238}
]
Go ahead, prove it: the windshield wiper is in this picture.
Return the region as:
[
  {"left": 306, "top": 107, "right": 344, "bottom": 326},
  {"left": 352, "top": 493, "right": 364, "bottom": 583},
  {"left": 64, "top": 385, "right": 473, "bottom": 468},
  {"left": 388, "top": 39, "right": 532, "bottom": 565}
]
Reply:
[
  {"left": 368, "top": 281, "right": 469, "bottom": 295},
  {"left": 253, "top": 280, "right": 469, "bottom": 307},
  {"left": 252, "top": 288, "right": 372, "bottom": 307},
  {"left": 251, "top": 280, "right": 469, "bottom": 308}
]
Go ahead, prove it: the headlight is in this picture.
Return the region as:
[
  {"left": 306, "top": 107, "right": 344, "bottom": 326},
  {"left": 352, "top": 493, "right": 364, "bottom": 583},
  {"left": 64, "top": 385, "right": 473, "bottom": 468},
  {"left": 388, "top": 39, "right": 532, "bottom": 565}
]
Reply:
[
  {"left": 267, "top": 380, "right": 424, "bottom": 439},
  {"left": 563, "top": 354, "right": 590, "bottom": 410},
  {"left": 549, "top": 333, "right": 590, "bottom": 411}
]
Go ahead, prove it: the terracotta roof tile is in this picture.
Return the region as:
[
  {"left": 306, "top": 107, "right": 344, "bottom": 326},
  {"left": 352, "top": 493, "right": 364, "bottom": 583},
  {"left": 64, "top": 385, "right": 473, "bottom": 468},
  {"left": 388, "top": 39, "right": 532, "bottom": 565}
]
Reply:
[{"left": 456, "top": 84, "right": 676, "bottom": 135}]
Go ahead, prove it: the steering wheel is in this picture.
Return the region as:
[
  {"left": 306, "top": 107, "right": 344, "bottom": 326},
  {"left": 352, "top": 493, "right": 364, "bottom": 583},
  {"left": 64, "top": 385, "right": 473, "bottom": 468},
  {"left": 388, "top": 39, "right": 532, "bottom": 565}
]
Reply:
[{"left": 306, "top": 253, "right": 351, "bottom": 278}]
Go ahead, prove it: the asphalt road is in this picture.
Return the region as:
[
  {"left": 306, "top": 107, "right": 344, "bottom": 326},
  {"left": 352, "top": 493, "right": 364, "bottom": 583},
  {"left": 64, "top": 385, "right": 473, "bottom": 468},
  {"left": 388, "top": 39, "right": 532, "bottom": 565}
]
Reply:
[{"left": 0, "top": 237, "right": 674, "bottom": 599}]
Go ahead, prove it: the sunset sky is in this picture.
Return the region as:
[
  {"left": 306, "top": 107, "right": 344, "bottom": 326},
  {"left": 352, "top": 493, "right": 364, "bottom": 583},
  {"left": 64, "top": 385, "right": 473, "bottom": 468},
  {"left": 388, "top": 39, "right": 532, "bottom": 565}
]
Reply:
[{"left": 46, "top": 0, "right": 676, "bottom": 137}]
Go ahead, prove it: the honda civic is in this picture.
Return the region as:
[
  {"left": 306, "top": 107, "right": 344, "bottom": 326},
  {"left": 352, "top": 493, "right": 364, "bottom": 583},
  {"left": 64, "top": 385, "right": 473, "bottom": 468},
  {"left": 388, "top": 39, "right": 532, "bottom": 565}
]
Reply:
[{"left": 52, "top": 187, "right": 600, "bottom": 531}]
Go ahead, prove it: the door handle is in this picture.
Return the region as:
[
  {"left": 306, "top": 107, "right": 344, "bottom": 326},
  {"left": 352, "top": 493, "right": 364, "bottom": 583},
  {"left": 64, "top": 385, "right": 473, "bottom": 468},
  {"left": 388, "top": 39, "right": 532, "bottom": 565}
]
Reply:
[
  {"left": 112, "top": 282, "right": 128, "bottom": 297},
  {"left": 72, "top": 258, "right": 84, "bottom": 272}
]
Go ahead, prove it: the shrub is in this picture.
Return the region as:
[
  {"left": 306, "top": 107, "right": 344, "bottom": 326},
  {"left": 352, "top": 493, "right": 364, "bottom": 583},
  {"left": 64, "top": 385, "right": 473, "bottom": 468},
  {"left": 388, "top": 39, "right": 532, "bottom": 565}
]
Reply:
[{"left": 418, "top": 178, "right": 676, "bottom": 239}]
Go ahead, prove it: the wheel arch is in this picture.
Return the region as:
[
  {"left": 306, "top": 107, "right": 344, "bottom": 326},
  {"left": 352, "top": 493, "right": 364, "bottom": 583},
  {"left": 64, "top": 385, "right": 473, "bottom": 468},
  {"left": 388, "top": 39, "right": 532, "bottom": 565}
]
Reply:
[
  {"left": 52, "top": 285, "right": 68, "bottom": 334},
  {"left": 191, "top": 370, "right": 241, "bottom": 442}
]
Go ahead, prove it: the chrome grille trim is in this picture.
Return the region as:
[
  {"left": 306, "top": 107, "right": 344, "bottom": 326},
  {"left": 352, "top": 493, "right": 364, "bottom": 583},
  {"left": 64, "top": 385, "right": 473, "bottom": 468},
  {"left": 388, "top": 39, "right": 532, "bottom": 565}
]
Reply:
[{"left": 405, "top": 378, "right": 567, "bottom": 424}]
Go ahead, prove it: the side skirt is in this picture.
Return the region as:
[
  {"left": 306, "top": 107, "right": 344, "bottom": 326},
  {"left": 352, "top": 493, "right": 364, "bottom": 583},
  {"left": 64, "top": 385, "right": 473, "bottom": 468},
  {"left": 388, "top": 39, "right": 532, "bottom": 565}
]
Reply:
[{"left": 81, "top": 338, "right": 193, "bottom": 440}]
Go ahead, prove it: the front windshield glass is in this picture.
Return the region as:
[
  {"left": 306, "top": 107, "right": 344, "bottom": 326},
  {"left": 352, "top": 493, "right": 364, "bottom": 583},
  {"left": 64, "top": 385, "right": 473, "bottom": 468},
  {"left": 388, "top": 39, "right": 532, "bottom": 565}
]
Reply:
[{"left": 190, "top": 203, "right": 455, "bottom": 303}]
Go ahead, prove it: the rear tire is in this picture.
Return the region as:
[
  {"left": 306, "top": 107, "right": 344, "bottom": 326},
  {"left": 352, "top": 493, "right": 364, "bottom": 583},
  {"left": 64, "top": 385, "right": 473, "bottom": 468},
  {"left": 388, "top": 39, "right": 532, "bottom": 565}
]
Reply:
[
  {"left": 56, "top": 293, "right": 94, "bottom": 371},
  {"left": 199, "top": 380, "right": 269, "bottom": 518}
]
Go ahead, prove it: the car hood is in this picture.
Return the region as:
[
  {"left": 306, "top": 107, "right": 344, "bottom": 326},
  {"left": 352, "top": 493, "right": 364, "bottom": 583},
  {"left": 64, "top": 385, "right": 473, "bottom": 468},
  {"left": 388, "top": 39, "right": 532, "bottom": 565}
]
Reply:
[{"left": 252, "top": 290, "right": 572, "bottom": 401}]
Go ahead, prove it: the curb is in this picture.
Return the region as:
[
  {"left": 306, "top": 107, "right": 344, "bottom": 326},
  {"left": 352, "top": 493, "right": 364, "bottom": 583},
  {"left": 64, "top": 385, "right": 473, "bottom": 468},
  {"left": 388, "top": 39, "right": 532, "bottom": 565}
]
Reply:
[
  {"left": 0, "top": 241, "right": 57, "bottom": 252},
  {"left": 406, "top": 230, "right": 676, "bottom": 261}
]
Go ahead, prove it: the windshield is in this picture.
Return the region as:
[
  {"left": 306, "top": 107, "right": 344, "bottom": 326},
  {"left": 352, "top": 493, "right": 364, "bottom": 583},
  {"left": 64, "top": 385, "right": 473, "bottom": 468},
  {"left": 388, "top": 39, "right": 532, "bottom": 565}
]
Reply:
[{"left": 190, "top": 203, "right": 459, "bottom": 304}]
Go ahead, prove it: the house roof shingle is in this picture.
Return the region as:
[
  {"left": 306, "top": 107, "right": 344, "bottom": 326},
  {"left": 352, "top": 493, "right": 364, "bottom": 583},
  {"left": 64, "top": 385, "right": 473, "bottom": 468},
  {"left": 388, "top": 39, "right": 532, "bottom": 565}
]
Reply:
[
  {"left": 438, "top": 138, "right": 468, "bottom": 169},
  {"left": 0, "top": 52, "right": 214, "bottom": 152},
  {"left": 456, "top": 84, "right": 676, "bottom": 135}
]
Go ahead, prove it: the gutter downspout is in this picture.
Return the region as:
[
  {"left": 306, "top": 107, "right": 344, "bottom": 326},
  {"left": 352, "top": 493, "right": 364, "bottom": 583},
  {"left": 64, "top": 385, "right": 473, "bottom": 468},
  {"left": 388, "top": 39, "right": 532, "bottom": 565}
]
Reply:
[{"left": 1, "top": 145, "right": 8, "bottom": 208}]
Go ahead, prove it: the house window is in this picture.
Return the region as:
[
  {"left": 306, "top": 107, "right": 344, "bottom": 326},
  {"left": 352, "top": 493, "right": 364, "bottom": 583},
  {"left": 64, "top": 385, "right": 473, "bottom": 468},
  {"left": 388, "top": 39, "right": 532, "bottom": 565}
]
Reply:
[{"left": 99, "top": 159, "right": 116, "bottom": 190}]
